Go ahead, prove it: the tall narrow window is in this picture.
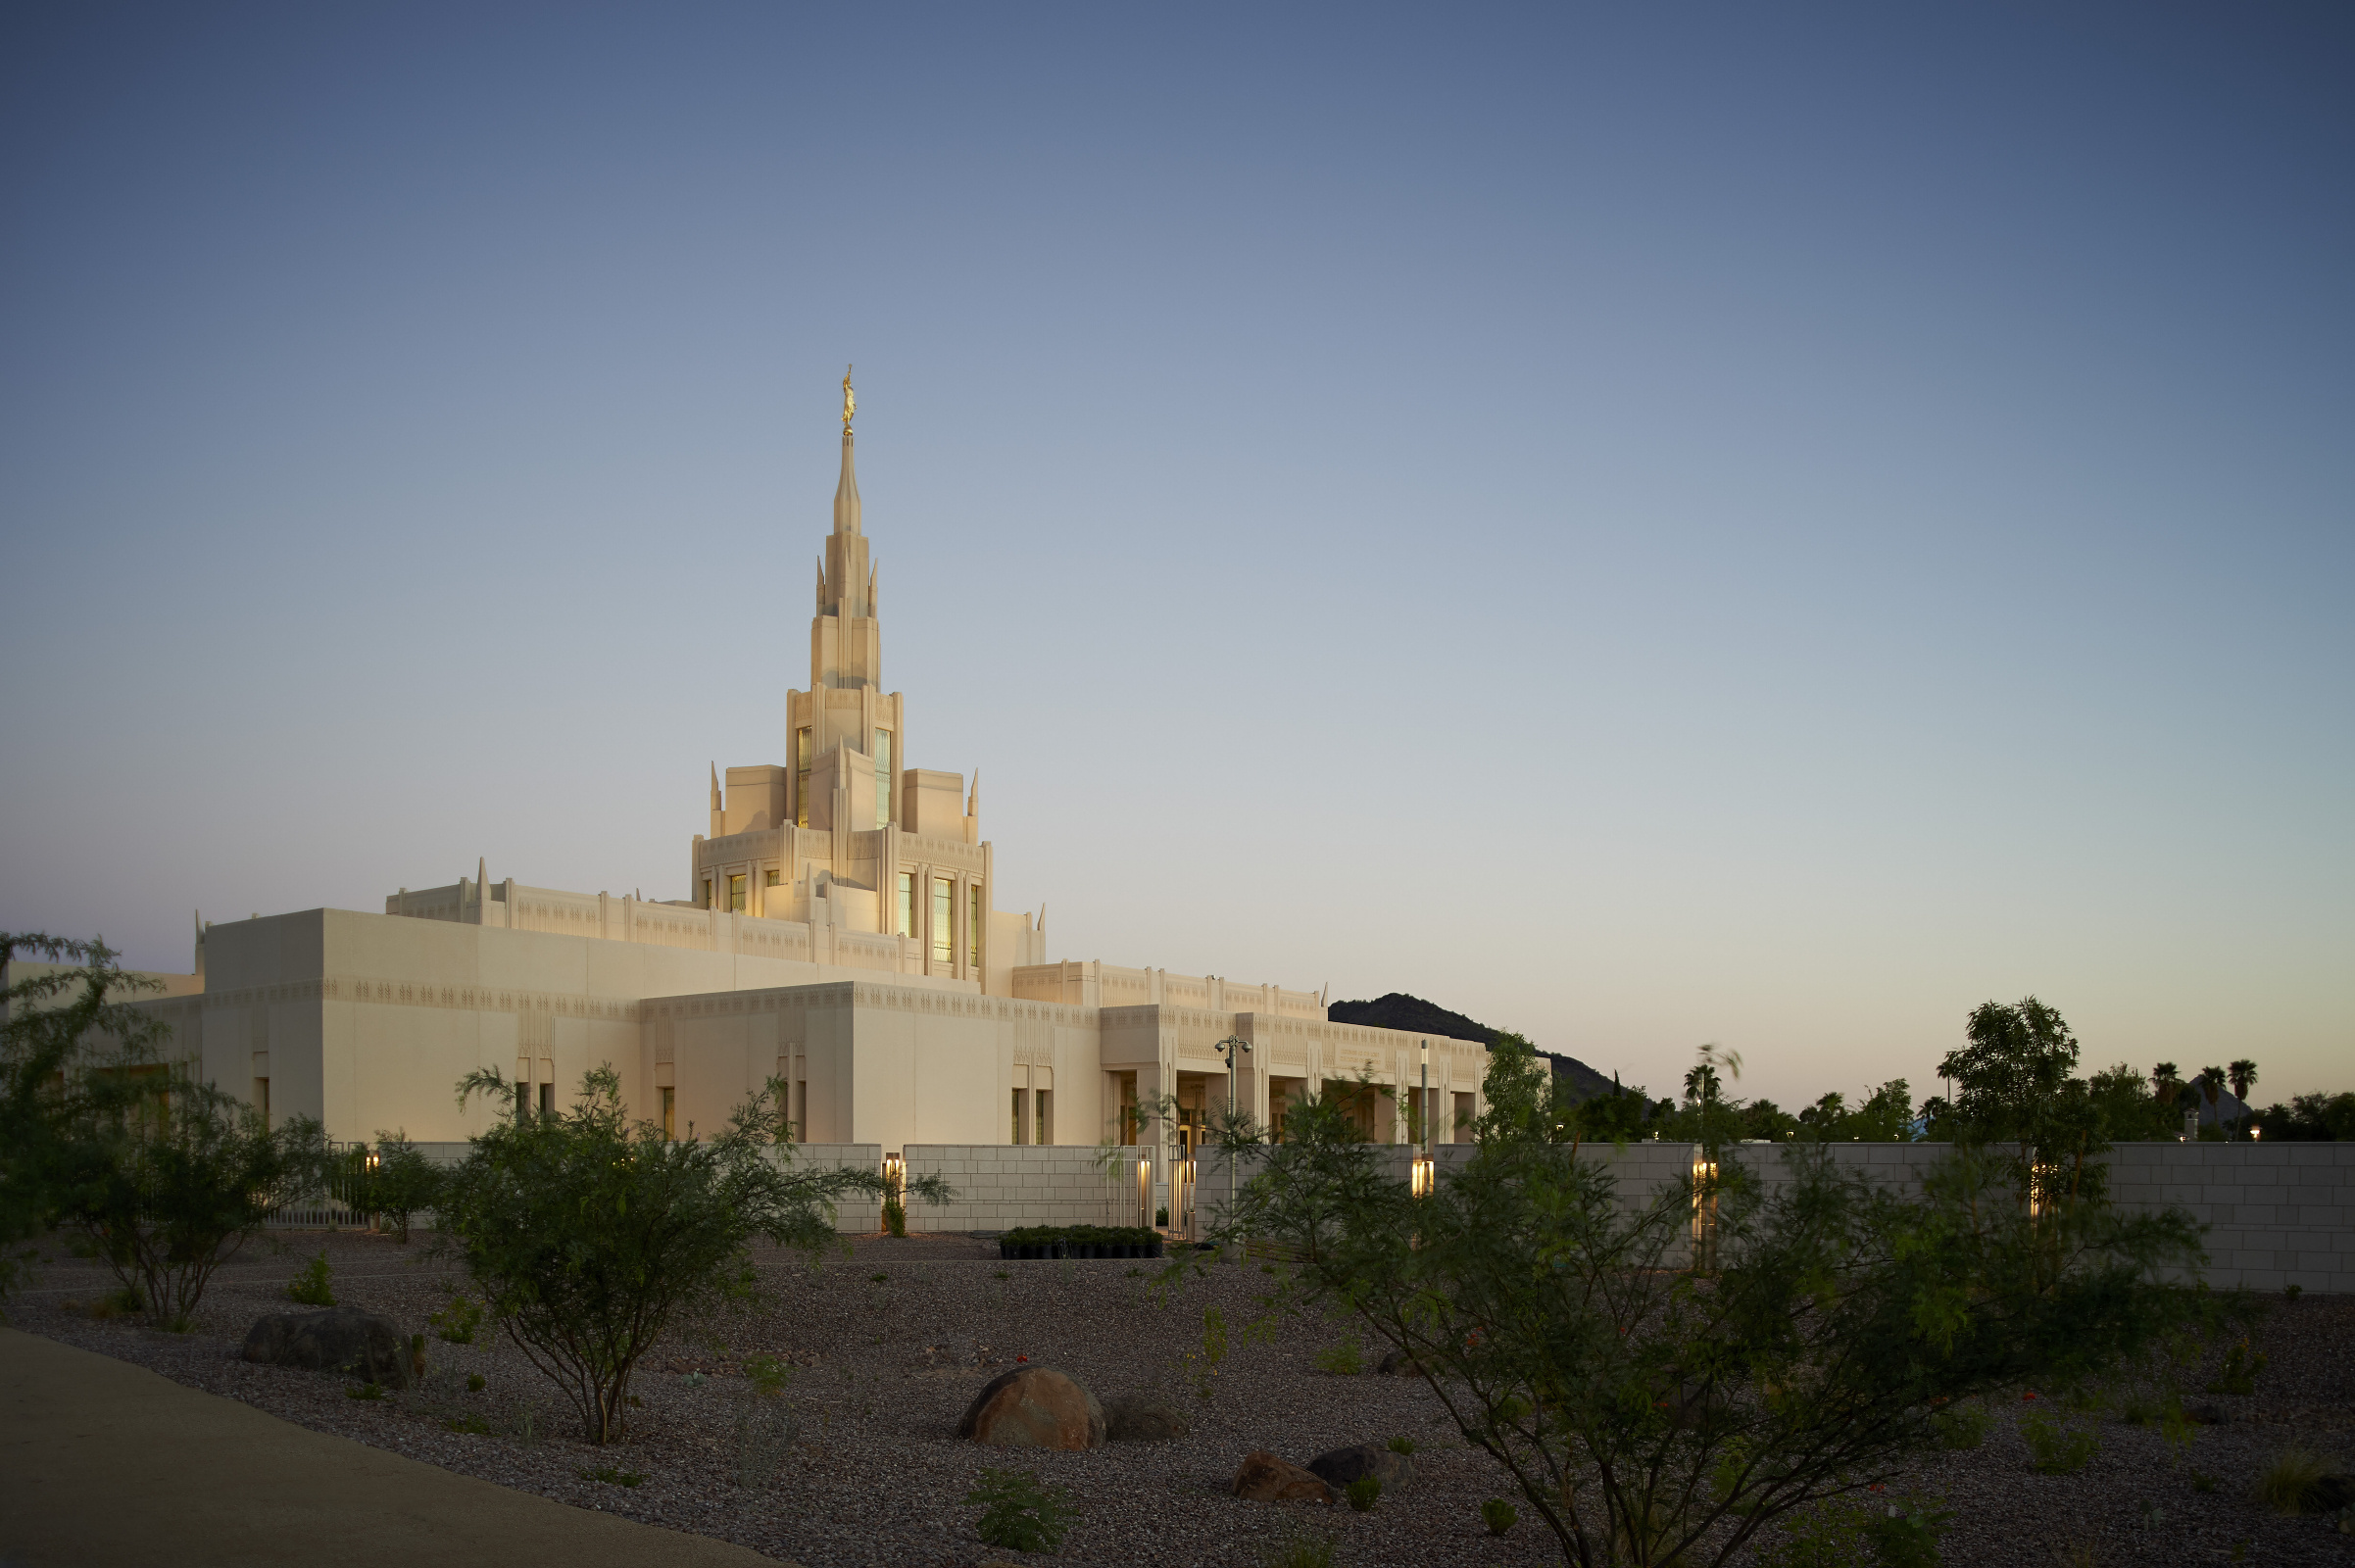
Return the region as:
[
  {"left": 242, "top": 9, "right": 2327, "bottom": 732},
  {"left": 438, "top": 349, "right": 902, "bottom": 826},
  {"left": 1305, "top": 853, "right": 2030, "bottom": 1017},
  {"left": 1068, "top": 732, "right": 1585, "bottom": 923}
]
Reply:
[
  {"left": 932, "top": 877, "right": 953, "bottom": 964},
  {"left": 254, "top": 1077, "right": 270, "bottom": 1127},
  {"left": 539, "top": 1082, "right": 555, "bottom": 1118},
  {"left": 728, "top": 874, "right": 747, "bottom": 912},
  {"left": 795, "top": 727, "right": 811, "bottom": 827},
  {"left": 897, "top": 872, "right": 915, "bottom": 938},
  {"left": 795, "top": 1079, "right": 808, "bottom": 1141},
  {"left": 873, "top": 729, "right": 893, "bottom": 828},
  {"left": 969, "top": 883, "right": 984, "bottom": 969},
  {"left": 701, "top": 877, "right": 712, "bottom": 909},
  {"left": 764, "top": 868, "right": 781, "bottom": 887},
  {"left": 515, "top": 1082, "right": 529, "bottom": 1124},
  {"left": 1010, "top": 1088, "right": 1028, "bottom": 1145},
  {"left": 661, "top": 1087, "right": 676, "bottom": 1141},
  {"left": 1036, "top": 1089, "right": 1054, "bottom": 1147}
]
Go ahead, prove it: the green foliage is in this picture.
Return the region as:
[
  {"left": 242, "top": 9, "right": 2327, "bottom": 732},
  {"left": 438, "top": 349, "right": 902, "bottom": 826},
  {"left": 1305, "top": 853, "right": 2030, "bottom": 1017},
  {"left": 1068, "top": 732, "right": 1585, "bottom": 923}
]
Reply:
[
  {"left": 285, "top": 1250, "right": 334, "bottom": 1305},
  {"left": 48, "top": 1064, "right": 325, "bottom": 1329},
  {"left": 2253, "top": 1446, "right": 2332, "bottom": 1514},
  {"left": 743, "top": 1351, "right": 794, "bottom": 1396},
  {"left": 363, "top": 1132, "right": 445, "bottom": 1243},
  {"left": 1937, "top": 996, "right": 2111, "bottom": 1210},
  {"left": 2021, "top": 1408, "right": 2099, "bottom": 1474},
  {"left": 965, "top": 1467, "right": 1075, "bottom": 1552},
  {"left": 1311, "top": 1336, "right": 1363, "bottom": 1376},
  {"left": 999, "top": 1223, "right": 1160, "bottom": 1250},
  {"left": 1482, "top": 1496, "right": 1519, "bottom": 1536},
  {"left": 1179, "top": 1303, "right": 1229, "bottom": 1400},
  {"left": 345, "top": 1381, "right": 386, "bottom": 1400},
  {"left": 437, "top": 1066, "right": 951, "bottom": 1445},
  {"left": 466, "top": 1372, "right": 486, "bottom": 1393},
  {"left": 0, "top": 934, "right": 171, "bottom": 1307},
  {"left": 1345, "top": 1474, "right": 1382, "bottom": 1511},
  {"left": 881, "top": 1196, "right": 907, "bottom": 1236},
  {"left": 1387, "top": 1434, "right": 1417, "bottom": 1455},
  {"left": 428, "top": 1289, "right": 483, "bottom": 1345},
  {"left": 2208, "top": 1338, "right": 2266, "bottom": 1395},
  {"left": 1757, "top": 1494, "right": 1951, "bottom": 1568},
  {"left": 1258, "top": 1531, "right": 1338, "bottom": 1568},
  {"left": 1221, "top": 1029, "right": 2205, "bottom": 1568},
  {"left": 579, "top": 1464, "right": 647, "bottom": 1488},
  {"left": 1156, "top": 1205, "right": 1169, "bottom": 1226},
  {"left": 1931, "top": 1400, "right": 1990, "bottom": 1449},
  {"left": 2250, "top": 1091, "right": 2355, "bottom": 1141},
  {"left": 441, "top": 1411, "right": 491, "bottom": 1434}
]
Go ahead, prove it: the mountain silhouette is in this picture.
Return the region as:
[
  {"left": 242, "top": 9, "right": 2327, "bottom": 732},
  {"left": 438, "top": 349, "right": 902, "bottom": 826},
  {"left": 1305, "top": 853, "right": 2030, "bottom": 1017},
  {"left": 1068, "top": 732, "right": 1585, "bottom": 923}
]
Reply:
[{"left": 1324, "top": 992, "right": 1622, "bottom": 1102}]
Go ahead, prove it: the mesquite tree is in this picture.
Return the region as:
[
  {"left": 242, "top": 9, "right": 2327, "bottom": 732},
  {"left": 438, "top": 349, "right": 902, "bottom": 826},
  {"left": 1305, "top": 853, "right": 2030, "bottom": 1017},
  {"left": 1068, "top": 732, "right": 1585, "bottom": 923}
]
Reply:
[
  {"left": 440, "top": 1065, "right": 951, "bottom": 1444},
  {"left": 1223, "top": 1036, "right": 2206, "bottom": 1568}
]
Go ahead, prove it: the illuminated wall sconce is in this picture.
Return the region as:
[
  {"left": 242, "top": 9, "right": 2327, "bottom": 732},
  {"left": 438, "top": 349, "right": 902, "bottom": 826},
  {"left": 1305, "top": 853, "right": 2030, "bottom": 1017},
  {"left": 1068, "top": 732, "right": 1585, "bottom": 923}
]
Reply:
[
  {"left": 883, "top": 1152, "right": 906, "bottom": 1200},
  {"left": 1138, "top": 1156, "right": 1153, "bottom": 1229},
  {"left": 1411, "top": 1156, "right": 1437, "bottom": 1198}
]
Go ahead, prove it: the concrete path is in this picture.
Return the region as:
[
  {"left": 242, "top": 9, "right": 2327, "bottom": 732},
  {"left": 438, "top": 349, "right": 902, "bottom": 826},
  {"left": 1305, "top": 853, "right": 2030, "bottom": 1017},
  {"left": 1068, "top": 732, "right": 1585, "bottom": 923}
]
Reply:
[{"left": 0, "top": 1327, "right": 790, "bottom": 1568}]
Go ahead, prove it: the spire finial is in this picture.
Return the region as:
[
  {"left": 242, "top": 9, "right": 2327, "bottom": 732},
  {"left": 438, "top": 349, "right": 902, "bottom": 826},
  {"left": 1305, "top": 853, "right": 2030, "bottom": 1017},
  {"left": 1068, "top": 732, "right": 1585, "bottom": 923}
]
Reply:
[{"left": 842, "top": 364, "right": 855, "bottom": 430}]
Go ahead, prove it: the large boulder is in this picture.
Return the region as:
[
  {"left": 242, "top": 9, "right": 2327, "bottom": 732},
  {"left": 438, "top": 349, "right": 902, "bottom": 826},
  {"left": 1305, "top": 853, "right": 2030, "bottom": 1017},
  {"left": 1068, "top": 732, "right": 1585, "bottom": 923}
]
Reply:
[
  {"left": 957, "top": 1366, "right": 1104, "bottom": 1450},
  {"left": 1306, "top": 1443, "right": 1412, "bottom": 1494},
  {"left": 242, "top": 1306, "right": 413, "bottom": 1389},
  {"left": 1233, "top": 1450, "right": 1334, "bottom": 1504},
  {"left": 1376, "top": 1348, "right": 1421, "bottom": 1377},
  {"left": 1105, "top": 1391, "right": 1190, "bottom": 1443}
]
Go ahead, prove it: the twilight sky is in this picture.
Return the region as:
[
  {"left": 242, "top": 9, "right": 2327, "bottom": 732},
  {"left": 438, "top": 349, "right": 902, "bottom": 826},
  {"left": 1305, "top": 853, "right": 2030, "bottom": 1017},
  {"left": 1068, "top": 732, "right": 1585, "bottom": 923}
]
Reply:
[{"left": 2, "top": 4, "right": 2347, "bottom": 1110}]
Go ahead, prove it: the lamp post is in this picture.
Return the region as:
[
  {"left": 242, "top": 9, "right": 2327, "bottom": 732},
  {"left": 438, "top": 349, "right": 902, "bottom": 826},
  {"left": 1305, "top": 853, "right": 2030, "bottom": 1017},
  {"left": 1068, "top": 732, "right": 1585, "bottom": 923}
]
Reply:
[
  {"left": 1213, "top": 1034, "right": 1251, "bottom": 1248},
  {"left": 1411, "top": 1039, "right": 1436, "bottom": 1198}
]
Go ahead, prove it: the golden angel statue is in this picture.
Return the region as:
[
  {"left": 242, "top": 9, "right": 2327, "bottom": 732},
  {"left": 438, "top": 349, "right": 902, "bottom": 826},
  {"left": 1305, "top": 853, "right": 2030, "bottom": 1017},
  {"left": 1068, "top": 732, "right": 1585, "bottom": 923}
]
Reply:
[{"left": 842, "top": 365, "right": 856, "bottom": 428}]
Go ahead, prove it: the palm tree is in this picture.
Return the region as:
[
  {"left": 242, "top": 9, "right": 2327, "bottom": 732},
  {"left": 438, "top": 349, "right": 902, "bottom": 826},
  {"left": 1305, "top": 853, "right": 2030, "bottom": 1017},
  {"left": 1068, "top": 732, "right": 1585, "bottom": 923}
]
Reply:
[
  {"left": 2228, "top": 1058, "right": 2258, "bottom": 1102},
  {"left": 2151, "top": 1062, "right": 2181, "bottom": 1103},
  {"left": 2199, "top": 1065, "right": 2229, "bottom": 1104}
]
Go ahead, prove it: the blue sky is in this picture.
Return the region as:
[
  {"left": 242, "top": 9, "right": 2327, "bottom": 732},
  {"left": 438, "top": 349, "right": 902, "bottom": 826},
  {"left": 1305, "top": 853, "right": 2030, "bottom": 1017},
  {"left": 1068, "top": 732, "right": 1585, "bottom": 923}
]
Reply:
[{"left": 2, "top": 4, "right": 2347, "bottom": 1109}]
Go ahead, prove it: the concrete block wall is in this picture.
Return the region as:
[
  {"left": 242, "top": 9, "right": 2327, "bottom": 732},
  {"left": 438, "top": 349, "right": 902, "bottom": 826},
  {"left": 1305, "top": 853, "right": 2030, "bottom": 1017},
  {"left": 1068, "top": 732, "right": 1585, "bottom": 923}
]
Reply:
[
  {"left": 900, "top": 1144, "right": 1134, "bottom": 1233},
  {"left": 2107, "top": 1141, "right": 2355, "bottom": 1294}
]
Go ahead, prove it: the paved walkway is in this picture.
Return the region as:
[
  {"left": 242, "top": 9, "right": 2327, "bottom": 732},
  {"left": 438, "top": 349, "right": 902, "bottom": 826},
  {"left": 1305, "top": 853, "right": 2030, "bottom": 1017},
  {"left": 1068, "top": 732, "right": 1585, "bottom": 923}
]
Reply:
[{"left": 0, "top": 1328, "right": 791, "bottom": 1568}]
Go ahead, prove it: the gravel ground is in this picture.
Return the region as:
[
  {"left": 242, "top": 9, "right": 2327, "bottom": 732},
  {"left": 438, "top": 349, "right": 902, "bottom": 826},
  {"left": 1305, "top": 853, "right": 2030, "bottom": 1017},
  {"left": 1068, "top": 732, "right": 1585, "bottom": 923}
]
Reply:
[{"left": 9, "top": 1230, "right": 2351, "bottom": 1567}]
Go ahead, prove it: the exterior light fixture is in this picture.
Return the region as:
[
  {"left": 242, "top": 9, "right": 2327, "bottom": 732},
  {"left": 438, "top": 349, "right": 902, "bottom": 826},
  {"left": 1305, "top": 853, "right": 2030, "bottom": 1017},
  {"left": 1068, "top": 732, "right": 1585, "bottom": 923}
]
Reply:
[
  {"left": 1138, "top": 1156, "right": 1153, "bottom": 1230},
  {"left": 1411, "top": 1155, "right": 1436, "bottom": 1198},
  {"left": 883, "top": 1152, "right": 906, "bottom": 1200}
]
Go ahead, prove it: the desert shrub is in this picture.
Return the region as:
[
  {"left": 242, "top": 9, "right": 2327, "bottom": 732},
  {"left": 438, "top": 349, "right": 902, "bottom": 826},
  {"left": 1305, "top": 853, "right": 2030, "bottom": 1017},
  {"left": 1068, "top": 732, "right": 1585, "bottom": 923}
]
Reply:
[
  {"left": 1388, "top": 1434, "right": 1418, "bottom": 1455},
  {"left": 2253, "top": 1446, "right": 2333, "bottom": 1515},
  {"left": 580, "top": 1464, "right": 646, "bottom": 1488},
  {"left": 1259, "top": 1532, "right": 1338, "bottom": 1568},
  {"left": 1221, "top": 1033, "right": 2203, "bottom": 1568},
  {"left": 1756, "top": 1494, "right": 1950, "bottom": 1568},
  {"left": 466, "top": 1372, "right": 486, "bottom": 1393},
  {"left": 0, "top": 935, "right": 167, "bottom": 1308},
  {"left": 52, "top": 1073, "right": 325, "bottom": 1330},
  {"left": 365, "top": 1132, "right": 445, "bottom": 1243},
  {"left": 438, "top": 1066, "right": 951, "bottom": 1444},
  {"left": 1932, "top": 1400, "right": 1991, "bottom": 1449},
  {"left": 345, "top": 1381, "right": 386, "bottom": 1400},
  {"left": 1346, "top": 1475, "right": 1382, "bottom": 1511},
  {"left": 428, "top": 1290, "right": 483, "bottom": 1345},
  {"left": 1483, "top": 1496, "right": 1519, "bottom": 1536},
  {"left": 1311, "top": 1336, "right": 1363, "bottom": 1376},
  {"left": 966, "top": 1468, "right": 1075, "bottom": 1552},
  {"left": 441, "top": 1411, "right": 491, "bottom": 1434},
  {"left": 2021, "top": 1408, "right": 2099, "bottom": 1474},
  {"left": 882, "top": 1195, "right": 907, "bottom": 1237},
  {"left": 2209, "top": 1338, "right": 2266, "bottom": 1396},
  {"left": 744, "top": 1351, "right": 794, "bottom": 1396},
  {"left": 286, "top": 1250, "right": 334, "bottom": 1305}
]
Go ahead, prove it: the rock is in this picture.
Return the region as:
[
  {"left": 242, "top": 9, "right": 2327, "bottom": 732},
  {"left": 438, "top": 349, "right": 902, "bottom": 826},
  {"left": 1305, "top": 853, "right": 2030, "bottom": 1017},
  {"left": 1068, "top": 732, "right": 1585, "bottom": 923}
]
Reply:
[
  {"left": 1306, "top": 1443, "right": 1413, "bottom": 1494},
  {"left": 1104, "top": 1391, "right": 1190, "bottom": 1443},
  {"left": 1377, "top": 1349, "right": 1421, "bottom": 1376},
  {"left": 241, "top": 1306, "right": 413, "bottom": 1389},
  {"left": 956, "top": 1366, "right": 1104, "bottom": 1450},
  {"left": 1233, "top": 1449, "right": 1335, "bottom": 1504}
]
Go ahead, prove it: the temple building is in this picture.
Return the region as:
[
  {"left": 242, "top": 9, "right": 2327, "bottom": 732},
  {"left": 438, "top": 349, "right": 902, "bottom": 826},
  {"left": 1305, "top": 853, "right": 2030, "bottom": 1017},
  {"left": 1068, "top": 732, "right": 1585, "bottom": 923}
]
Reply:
[{"left": 80, "top": 375, "right": 1489, "bottom": 1161}]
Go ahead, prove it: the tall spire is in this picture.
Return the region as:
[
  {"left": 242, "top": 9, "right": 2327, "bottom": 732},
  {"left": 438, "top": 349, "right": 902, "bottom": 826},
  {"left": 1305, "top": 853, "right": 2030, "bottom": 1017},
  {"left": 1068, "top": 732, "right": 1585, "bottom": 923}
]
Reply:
[{"left": 833, "top": 365, "right": 860, "bottom": 536}]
